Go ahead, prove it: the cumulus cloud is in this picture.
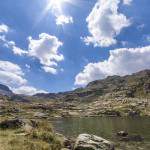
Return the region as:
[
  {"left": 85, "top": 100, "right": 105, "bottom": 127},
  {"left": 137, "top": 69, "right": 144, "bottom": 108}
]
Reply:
[
  {"left": 75, "top": 46, "right": 150, "bottom": 86},
  {"left": 42, "top": 66, "right": 57, "bottom": 74},
  {"left": 0, "top": 31, "right": 64, "bottom": 74},
  {"left": 6, "top": 41, "right": 27, "bottom": 56},
  {"left": 13, "top": 86, "right": 47, "bottom": 95},
  {"left": 28, "top": 33, "right": 64, "bottom": 73},
  {"left": 0, "top": 61, "right": 27, "bottom": 87},
  {"left": 46, "top": 0, "right": 74, "bottom": 26},
  {"left": 25, "top": 64, "right": 31, "bottom": 69},
  {"left": 0, "top": 24, "right": 9, "bottom": 33},
  {"left": 0, "top": 32, "right": 27, "bottom": 56},
  {"left": 12, "top": 45, "right": 27, "bottom": 56},
  {"left": 56, "top": 15, "right": 73, "bottom": 25},
  {"left": 0, "top": 60, "right": 46, "bottom": 95},
  {"left": 82, "top": 0, "right": 131, "bottom": 47},
  {"left": 123, "top": 0, "right": 132, "bottom": 5}
]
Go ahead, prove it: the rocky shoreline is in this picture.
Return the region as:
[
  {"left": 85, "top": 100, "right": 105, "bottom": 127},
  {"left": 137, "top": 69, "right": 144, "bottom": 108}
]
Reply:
[
  {"left": 0, "top": 94, "right": 150, "bottom": 150},
  {"left": 0, "top": 118, "right": 149, "bottom": 150}
]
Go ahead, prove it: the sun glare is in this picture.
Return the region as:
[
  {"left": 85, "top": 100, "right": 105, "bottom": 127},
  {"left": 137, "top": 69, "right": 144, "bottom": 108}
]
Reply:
[
  {"left": 35, "top": 0, "right": 77, "bottom": 26},
  {"left": 45, "top": 0, "right": 76, "bottom": 14},
  {"left": 47, "top": 0, "right": 66, "bottom": 11}
]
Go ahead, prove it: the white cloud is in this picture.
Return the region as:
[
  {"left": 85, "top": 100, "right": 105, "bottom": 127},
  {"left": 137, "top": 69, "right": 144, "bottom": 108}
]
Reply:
[
  {"left": 83, "top": 0, "right": 131, "bottom": 47},
  {"left": 12, "top": 45, "right": 27, "bottom": 56},
  {"left": 75, "top": 46, "right": 150, "bottom": 86},
  {"left": 0, "top": 61, "right": 27, "bottom": 87},
  {"left": 123, "top": 0, "right": 132, "bottom": 5},
  {"left": 0, "top": 34, "right": 27, "bottom": 56},
  {"left": 25, "top": 64, "right": 31, "bottom": 69},
  {"left": 0, "top": 60, "right": 46, "bottom": 95},
  {"left": 6, "top": 41, "right": 27, "bottom": 56},
  {"left": 0, "top": 31, "right": 64, "bottom": 74},
  {"left": 0, "top": 24, "right": 9, "bottom": 33},
  {"left": 13, "top": 86, "right": 47, "bottom": 96},
  {"left": 42, "top": 66, "right": 57, "bottom": 74},
  {"left": 56, "top": 15, "right": 73, "bottom": 25},
  {"left": 28, "top": 33, "right": 64, "bottom": 73},
  {"left": 46, "top": 0, "right": 74, "bottom": 26}
]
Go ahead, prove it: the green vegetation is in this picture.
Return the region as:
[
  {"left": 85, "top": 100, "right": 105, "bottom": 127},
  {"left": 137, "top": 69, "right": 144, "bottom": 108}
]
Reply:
[
  {"left": 0, "top": 119, "right": 64, "bottom": 150},
  {"left": 0, "top": 70, "right": 150, "bottom": 150}
]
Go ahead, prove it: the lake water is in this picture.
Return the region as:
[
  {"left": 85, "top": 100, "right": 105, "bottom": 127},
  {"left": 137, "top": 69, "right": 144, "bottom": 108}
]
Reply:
[{"left": 51, "top": 117, "right": 150, "bottom": 142}]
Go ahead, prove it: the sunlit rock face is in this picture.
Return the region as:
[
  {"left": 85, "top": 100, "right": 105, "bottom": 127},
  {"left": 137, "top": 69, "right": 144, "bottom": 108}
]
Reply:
[{"left": 74, "top": 133, "right": 115, "bottom": 150}]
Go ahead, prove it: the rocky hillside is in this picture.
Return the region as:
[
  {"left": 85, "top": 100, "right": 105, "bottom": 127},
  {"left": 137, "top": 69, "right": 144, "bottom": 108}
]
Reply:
[
  {"left": 0, "top": 84, "right": 13, "bottom": 96},
  {"left": 1, "top": 69, "right": 149, "bottom": 101},
  {"left": 33, "top": 69, "right": 150, "bottom": 101},
  {"left": 85, "top": 69, "right": 150, "bottom": 98}
]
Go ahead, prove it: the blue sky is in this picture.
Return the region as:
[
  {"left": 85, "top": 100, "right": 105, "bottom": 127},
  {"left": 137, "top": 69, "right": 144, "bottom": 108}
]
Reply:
[{"left": 0, "top": 0, "right": 150, "bottom": 95}]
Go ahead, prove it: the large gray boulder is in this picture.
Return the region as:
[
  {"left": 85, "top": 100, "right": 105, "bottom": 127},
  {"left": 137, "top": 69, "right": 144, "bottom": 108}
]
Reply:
[{"left": 74, "top": 134, "right": 114, "bottom": 150}]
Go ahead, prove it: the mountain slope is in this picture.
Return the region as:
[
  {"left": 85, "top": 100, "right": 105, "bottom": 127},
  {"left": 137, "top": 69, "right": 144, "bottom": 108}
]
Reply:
[
  {"left": 33, "top": 69, "right": 150, "bottom": 101},
  {"left": 0, "top": 84, "right": 13, "bottom": 96}
]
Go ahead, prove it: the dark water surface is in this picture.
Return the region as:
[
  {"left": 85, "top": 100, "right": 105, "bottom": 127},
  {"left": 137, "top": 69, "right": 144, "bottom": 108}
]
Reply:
[{"left": 51, "top": 117, "right": 150, "bottom": 141}]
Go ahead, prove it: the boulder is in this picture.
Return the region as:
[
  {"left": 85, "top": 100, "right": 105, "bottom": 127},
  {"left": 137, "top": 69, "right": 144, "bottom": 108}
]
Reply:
[
  {"left": 128, "top": 110, "right": 140, "bottom": 117},
  {"left": 117, "top": 131, "right": 128, "bottom": 137},
  {"left": 56, "top": 133, "right": 75, "bottom": 149},
  {"left": 74, "top": 134, "right": 114, "bottom": 150},
  {"left": 119, "top": 135, "right": 144, "bottom": 142},
  {"left": 0, "top": 118, "right": 25, "bottom": 129}
]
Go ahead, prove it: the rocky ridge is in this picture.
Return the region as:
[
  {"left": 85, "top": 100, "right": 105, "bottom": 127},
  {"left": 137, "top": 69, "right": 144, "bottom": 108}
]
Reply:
[{"left": 33, "top": 69, "right": 150, "bottom": 101}]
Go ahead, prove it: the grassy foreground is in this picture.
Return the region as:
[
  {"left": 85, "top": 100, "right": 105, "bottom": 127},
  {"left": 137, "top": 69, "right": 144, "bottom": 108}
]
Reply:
[{"left": 0, "top": 119, "right": 65, "bottom": 150}]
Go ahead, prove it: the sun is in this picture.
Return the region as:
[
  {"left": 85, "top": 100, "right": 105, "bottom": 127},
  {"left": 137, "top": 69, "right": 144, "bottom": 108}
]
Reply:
[
  {"left": 45, "top": 0, "right": 76, "bottom": 14},
  {"left": 46, "top": 0, "right": 66, "bottom": 11},
  {"left": 51, "top": 0, "right": 64, "bottom": 5},
  {"left": 35, "top": 0, "right": 75, "bottom": 25}
]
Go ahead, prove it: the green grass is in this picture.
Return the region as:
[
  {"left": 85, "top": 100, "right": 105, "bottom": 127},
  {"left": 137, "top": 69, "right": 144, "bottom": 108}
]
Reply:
[{"left": 0, "top": 120, "right": 64, "bottom": 150}]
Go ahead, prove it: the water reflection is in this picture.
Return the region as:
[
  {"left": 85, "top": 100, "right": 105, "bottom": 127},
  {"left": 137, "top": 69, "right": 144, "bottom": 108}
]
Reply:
[{"left": 52, "top": 117, "right": 150, "bottom": 141}]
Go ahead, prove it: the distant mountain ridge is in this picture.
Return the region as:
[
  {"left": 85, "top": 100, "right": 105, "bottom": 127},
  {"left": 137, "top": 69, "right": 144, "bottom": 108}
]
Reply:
[
  {"left": 33, "top": 69, "right": 150, "bottom": 101},
  {"left": 0, "top": 69, "right": 149, "bottom": 101},
  {"left": 0, "top": 84, "right": 13, "bottom": 96}
]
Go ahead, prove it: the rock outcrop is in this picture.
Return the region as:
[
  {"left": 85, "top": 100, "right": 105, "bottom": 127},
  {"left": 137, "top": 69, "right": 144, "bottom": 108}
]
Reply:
[
  {"left": 74, "top": 134, "right": 114, "bottom": 150},
  {"left": 33, "top": 69, "right": 150, "bottom": 101},
  {"left": 0, "top": 118, "right": 26, "bottom": 129},
  {"left": 0, "top": 84, "right": 13, "bottom": 96}
]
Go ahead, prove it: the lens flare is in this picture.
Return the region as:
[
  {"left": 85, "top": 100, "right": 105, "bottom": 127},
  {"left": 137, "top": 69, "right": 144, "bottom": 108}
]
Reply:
[
  {"left": 34, "top": 0, "right": 77, "bottom": 26},
  {"left": 46, "top": 0, "right": 67, "bottom": 12}
]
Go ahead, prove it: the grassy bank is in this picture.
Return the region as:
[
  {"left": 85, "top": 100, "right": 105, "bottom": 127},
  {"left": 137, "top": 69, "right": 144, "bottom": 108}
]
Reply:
[{"left": 0, "top": 119, "right": 64, "bottom": 150}]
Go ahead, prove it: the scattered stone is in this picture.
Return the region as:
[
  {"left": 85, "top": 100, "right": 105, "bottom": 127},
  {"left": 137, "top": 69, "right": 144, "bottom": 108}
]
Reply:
[
  {"left": 118, "top": 133, "right": 144, "bottom": 142},
  {"left": 56, "top": 133, "right": 75, "bottom": 149},
  {"left": 64, "top": 138, "right": 74, "bottom": 149},
  {"left": 117, "top": 131, "right": 128, "bottom": 137},
  {"left": 102, "top": 110, "right": 121, "bottom": 117},
  {"left": 129, "top": 135, "right": 144, "bottom": 142},
  {"left": 74, "top": 133, "right": 115, "bottom": 150},
  {"left": 128, "top": 110, "right": 140, "bottom": 117},
  {"left": 61, "top": 111, "right": 71, "bottom": 117},
  {"left": 34, "top": 112, "right": 47, "bottom": 118},
  {"left": 23, "top": 123, "right": 33, "bottom": 133}
]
